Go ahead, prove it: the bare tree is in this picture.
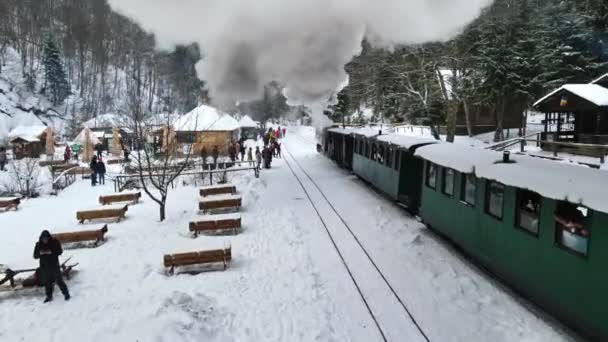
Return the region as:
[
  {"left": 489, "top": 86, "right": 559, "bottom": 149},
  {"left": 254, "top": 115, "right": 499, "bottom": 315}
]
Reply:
[
  {"left": 125, "top": 67, "right": 197, "bottom": 221},
  {"left": 1, "top": 158, "right": 42, "bottom": 198}
]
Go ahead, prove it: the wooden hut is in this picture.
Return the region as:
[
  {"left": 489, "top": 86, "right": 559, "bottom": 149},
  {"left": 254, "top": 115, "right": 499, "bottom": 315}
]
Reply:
[
  {"left": 533, "top": 84, "right": 608, "bottom": 145},
  {"left": 239, "top": 115, "right": 259, "bottom": 139},
  {"left": 173, "top": 105, "right": 241, "bottom": 155},
  {"left": 8, "top": 125, "right": 53, "bottom": 159}
]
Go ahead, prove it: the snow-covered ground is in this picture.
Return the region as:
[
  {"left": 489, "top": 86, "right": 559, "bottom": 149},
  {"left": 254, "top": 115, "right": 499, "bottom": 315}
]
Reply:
[{"left": 0, "top": 127, "right": 581, "bottom": 341}]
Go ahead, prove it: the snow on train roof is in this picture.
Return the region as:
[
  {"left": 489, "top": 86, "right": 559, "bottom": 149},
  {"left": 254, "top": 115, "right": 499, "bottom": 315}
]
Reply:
[
  {"left": 416, "top": 143, "right": 608, "bottom": 213},
  {"left": 415, "top": 143, "right": 500, "bottom": 173},
  {"left": 376, "top": 134, "right": 437, "bottom": 149}
]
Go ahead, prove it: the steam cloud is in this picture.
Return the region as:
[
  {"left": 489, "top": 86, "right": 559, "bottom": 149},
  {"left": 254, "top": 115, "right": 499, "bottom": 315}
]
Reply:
[{"left": 108, "top": 0, "right": 492, "bottom": 107}]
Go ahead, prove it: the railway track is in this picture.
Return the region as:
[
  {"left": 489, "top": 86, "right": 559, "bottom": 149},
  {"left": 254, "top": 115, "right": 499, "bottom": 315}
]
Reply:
[{"left": 282, "top": 141, "right": 430, "bottom": 342}]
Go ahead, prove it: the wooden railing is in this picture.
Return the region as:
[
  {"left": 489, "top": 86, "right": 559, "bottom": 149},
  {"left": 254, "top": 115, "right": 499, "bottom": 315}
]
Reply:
[{"left": 52, "top": 167, "right": 78, "bottom": 191}]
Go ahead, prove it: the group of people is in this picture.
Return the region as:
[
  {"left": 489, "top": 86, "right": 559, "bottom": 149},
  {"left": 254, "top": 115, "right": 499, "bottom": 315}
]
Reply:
[{"left": 89, "top": 155, "right": 107, "bottom": 186}]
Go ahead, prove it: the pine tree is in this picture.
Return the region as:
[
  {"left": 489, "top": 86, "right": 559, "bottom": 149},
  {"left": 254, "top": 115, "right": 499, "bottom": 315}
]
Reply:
[{"left": 43, "top": 37, "right": 70, "bottom": 106}]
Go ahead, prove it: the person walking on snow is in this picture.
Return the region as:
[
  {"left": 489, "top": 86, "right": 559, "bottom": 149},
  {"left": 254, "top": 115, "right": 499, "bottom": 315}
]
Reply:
[
  {"left": 63, "top": 145, "right": 72, "bottom": 164},
  {"left": 282, "top": 127, "right": 287, "bottom": 137},
  {"left": 95, "top": 142, "right": 103, "bottom": 159},
  {"left": 276, "top": 141, "right": 282, "bottom": 158},
  {"left": 212, "top": 145, "right": 219, "bottom": 165},
  {"left": 34, "top": 230, "right": 70, "bottom": 303},
  {"left": 0, "top": 147, "right": 7, "bottom": 172},
  {"left": 90, "top": 156, "right": 98, "bottom": 186},
  {"left": 247, "top": 147, "right": 253, "bottom": 162},
  {"left": 255, "top": 146, "right": 262, "bottom": 170},
  {"left": 97, "top": 157, "right": 106, "bottom": 185}
]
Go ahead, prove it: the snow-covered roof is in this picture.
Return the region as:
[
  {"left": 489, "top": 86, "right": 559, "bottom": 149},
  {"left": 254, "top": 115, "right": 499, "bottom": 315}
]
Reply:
[
  {"left": 415, "top": 143, "right": 500, "bottom": 174},
  {"left": 533, "top": 84, "right": 608, "bottom": 108},
  {"left": 416, "top": 143, "right": 608, "bottom": 214},
  {"left": 352, "top": 127, "right": 387, "bottom": 137},
  {"left": 83, "top": 113, "right": 127, "bottom": 129},
  {"left": 376, "top": 135, "right": 437, "bottom": 150},
  {"left": 8, "top": 125, "right": 48, "bottom": 142},
  {"left": 239, "top": 115, "right": 258, "bottom": 128},
  {"left": 174, "top": 105, "right": 239, "bottom": 132},
  {"left": 591, "top": 73, "right": 608, "bottom": 86}
]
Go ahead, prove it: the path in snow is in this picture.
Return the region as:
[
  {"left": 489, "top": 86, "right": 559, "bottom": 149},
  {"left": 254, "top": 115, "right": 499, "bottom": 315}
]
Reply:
[{"left": 283, "top": 127, "right": 581, "bottom": 342}]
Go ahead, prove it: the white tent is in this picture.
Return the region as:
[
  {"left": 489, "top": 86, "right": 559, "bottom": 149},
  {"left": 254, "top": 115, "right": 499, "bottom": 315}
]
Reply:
[{"left": 239, "top": 115, "right": 258, "bottom": 128}]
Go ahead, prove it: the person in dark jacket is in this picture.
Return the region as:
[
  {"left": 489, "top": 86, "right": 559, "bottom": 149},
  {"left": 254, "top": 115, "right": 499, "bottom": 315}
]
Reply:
[
  {"left": 34, "top": 230, "right": 70, "bottom": 303},
  {"left": 90, "top": 156, "right": 98, "bottom": 186},
  {"left": 97, "top": 158, "right": 106, "bottom": 185},
  {"left": 95, "top": 143, "right": 103, "bottom": 159},
  {"left": 212, "top": 145, "right": 219, "bottom": 165}
]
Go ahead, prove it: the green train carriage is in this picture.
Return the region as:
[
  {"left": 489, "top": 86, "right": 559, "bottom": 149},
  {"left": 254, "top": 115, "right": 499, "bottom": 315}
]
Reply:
[
  {"left": 351, "top": 132, "right": 436, "bottom": 213},
  {"left": 415, "top": 143, "right": 608, "bottom": 341}
]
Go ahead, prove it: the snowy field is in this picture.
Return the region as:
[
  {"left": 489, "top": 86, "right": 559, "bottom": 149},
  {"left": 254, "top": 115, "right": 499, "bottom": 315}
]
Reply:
[{"left": 0, "top": 127, "right": 582, "bottom": 341}]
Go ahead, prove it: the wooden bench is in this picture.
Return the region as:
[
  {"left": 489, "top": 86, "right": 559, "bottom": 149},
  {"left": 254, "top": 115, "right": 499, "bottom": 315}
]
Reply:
[
  {"left": 163, "top": 247, "right": 232, "bottom": 275},
  {"left": 99, "top": 192, "right": 141, "bottom": 205},
  {"left": 77, "top": 205, "right": 128, "bottom": 223},
  {"left": 199, "top": 195, "right": 242, "bottom": 213},
  {"left": 53, "top": 225, "right": 109, "bottom": 247},
  {"left": 199, "top": 184, "right": 236, "bottom": 197},
  {"left": 0, "top": 197, "right": 20, "bottom": 211},
  {"left": 189, "top": 214, "right": 241, "bottom": 236}
]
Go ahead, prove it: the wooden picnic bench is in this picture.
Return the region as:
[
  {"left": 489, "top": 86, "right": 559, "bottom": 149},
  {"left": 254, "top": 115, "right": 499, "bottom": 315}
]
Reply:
[
  {"left": 99, "top": 192, "right": 141, "bottom": 205},
  {"left": 77, "top": 205, "right": 128, "bottom": 223},
  {"left": 0, "top": 197, "right": 20, "bottom": 211},
  {"left": 53, "top": 225, "right": 109, "bottom": 247},
  {"left": 163, "top": 247, "right": 232, "bottom": 275},
  {"left": 189, "top": 214, "right": 241, "bottom": 236},
  {"left": 1, "top": 258, "right": 78, "bottom": 290},
  {"left": 199, "top": 195, "right": 242, "bottom": 213},
  {"left": 199, "top": 184, "right": 236, "bottom": 197}
]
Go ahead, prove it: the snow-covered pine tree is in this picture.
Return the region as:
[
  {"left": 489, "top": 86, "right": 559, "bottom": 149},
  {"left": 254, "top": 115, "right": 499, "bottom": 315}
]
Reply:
[
  {"left": 43, "top": 36, "right": 70, "bottom": 106},
  {"left": 537, "top": 0, "right": 608, "bottom": 90}
]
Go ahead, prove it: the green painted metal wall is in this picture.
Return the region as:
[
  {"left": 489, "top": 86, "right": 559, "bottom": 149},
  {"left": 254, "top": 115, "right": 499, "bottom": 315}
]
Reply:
[
  {"left": 352, "top": 153, "right": 400, "bottom": 200},
  {"left": 419, "top": 161, "right": 608, "bottom": 341}
]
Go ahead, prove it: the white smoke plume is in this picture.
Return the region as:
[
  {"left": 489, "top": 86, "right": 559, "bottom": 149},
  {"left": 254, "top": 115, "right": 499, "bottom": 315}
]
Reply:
[{"left": 108, "top": 0, "right": 492, "bottom": 107}]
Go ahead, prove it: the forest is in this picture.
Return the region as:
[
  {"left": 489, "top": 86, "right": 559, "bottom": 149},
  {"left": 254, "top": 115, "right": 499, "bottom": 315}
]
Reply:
[{"left": 1, "top": 0, "right": 607, "bottom": 141}]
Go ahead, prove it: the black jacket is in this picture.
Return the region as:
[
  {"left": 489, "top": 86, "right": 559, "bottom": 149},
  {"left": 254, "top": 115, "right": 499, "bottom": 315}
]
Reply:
[
  {"left": 34, "top": 233, "right": 63, "bottom": 270},
  {"left": 98, "top": 161, "right": 106, "bottom": 174}
]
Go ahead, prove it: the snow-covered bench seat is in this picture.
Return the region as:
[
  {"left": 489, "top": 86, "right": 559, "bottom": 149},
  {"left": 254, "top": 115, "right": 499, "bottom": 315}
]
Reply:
[
  {"left": 199, "top": 194, "right": 242, "bottom": 213},
  {"left": 199, "top": 184, "right": 236, "bottom": 197},
  {"left": 53, "top": 225, "right": 108, "bottom": 247},
  {"left": 99, "top": 191, "right": 141, "bottom": 205},
  {"left": 189, "top": 213, "right": 241, "bottom": 236},
  {"left": 0, "top": 197, "right": 20, "bottom": 211},
  {"left": 77, "top": 204, "right": 128, "bottom": 223},
  {"left": 163, "top": 247, "right": 232, "bottom": 275}
]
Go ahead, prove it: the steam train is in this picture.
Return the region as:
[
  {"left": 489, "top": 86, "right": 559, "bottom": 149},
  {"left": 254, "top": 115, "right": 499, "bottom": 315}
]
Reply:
[{"left": 323, "top": 126, "right": 608, "bottom": 341}]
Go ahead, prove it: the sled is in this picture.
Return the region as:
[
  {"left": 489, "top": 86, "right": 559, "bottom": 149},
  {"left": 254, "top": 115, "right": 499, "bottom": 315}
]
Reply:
[
  {"left": 189, "top": 214, "right": 241, "bottom": 237},
  {"left": 163, "top": 246, "right": 232, "bottom": 275},
  {"left": 99, "top": 191, "right": 141, "bottom": 205},
  {"left": 0, "top": 257, "right": 78, "bottom": 290},
  {"left": 199, "top": 195, "right": 241, "bottom": 213},
  {"left": 77, "top": 204, "right": 128, "bottom": 223},
  {"left": 53, "top": 225, "right": 109, "bottom": 247},
  {"left": 199, "top": 184, "right": 236, "bottom": 197},
  {"left": 0, "top": 197, "right": 20, "bottom": 211}
]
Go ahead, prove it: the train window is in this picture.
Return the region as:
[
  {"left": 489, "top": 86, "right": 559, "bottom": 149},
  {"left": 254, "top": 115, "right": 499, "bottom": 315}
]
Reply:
[
  {"left": 371, "top": 144, "right": 377, "bottom": 161},
  {"left": 394, "top": 150, "right": 400, "bottom": 170},
  {"left": 460, "top": 174, "right": 476, "bottom": 206},
  {"left": 442, "top": 168, "right": 455, "bottom": 197},
  {"left": 516, "top": 190, "right": 541, "bottom": 235},
  {"left": 364, "top": 141, "right": 369, "bottom": 158},
  {"left": 555, "top": 201, "right": 589, "bottom": 256},
  {"left": 378, "top": 145, "right": 385, "bottom": 164},
  {"left": 386, "top": 147, "right": 393, "bottom": 168},
  {"left": 426, "top": 162, "right": 437, "bottom": 189},
  {"left": 485, "top": 181, "right": 504, "bottom": 220}
]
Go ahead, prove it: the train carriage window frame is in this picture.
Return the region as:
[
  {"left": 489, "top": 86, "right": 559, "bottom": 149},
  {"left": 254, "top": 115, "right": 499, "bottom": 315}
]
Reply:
[
  {"left": 377, "top": 144, "right": 385, "bottom": 164},
  {"left": 554, "top": 201, "right": 590, "bottom": 257},
  {"left": 425, "top": 162, "right": 437, "bottom": 190},
  {"left": 386, "top": 147, "right": 393, "bottom": 168},
  {"left": 485, "top": 181, "right": 505, "bottom": 220},
  {"left": 515, "top": 190, "right": 541, "bottom": 236},
  {"left": 442, "top": 168, "right": 455, "bottom": 197},
  {"left": 460, "top": 173, "right": 476, "bottom": 207},
  {"left": 394, "top": 149, "right": 400, "bottom": 171},
  {"left": 371, "top": 144, "right": 377, "bottom": 161}
]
